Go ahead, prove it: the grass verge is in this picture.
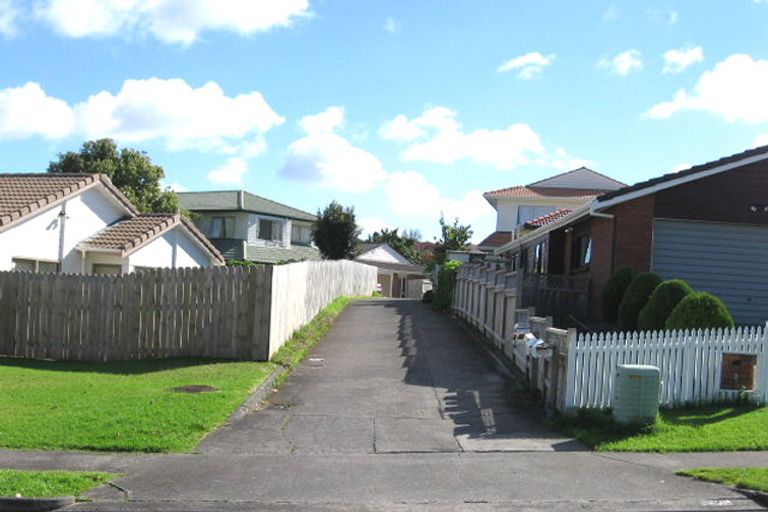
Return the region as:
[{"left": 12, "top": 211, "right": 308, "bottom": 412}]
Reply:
[
  {"left": 0, "top": 358, "right": 276, "bottom": 452},
  {"left": 270, "top": 296, "right": 351, "bottom": 387},
  {"left": 558, "top": 404, "right": 768, "bottom": 452},
  {"left": 678, "top": 467, "right": 768, "bottom": 493},
  {"left": 0, "top": 469, "right": 115, "bottom": 498}
]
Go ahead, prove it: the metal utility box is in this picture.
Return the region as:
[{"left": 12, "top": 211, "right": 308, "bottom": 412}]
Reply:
[{"left": 613, "top": 364, "right": 660, "bottom": 425}]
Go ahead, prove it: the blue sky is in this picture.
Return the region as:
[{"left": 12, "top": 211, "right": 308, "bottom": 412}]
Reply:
[{"left": 1, "top": 1, "right": 768, "bottom": 242}]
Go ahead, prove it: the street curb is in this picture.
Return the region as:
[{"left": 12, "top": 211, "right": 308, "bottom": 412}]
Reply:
[
  {"left": 224, "top": 364, "right": 288, "bottom": 424},
  {"left": 0, "top": 496, "right": 75, "bottom": 511},
  {"left": 735, "top": 488, "right": 768, "bottom": 508}
]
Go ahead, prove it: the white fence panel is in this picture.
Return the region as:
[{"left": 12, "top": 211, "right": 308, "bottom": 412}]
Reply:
[{"left": 565, "top": 324, "right": 768, "bottom": 410}]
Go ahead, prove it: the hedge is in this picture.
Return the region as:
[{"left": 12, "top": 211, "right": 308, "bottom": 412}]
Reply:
[
  {"left": 601, "top": 266, "right": 637, "bottom": 323},
  {"left": 434, "top": 260, "right": 462, "bottom": 311},
  {"left": 617, "top": 272, "right": 663, "bottom": 331},
  {"left": 665, "top": 292, "right": 735, "bottom": 330},
  {"left": 637, "top": 279, "right": 694, "bottom": 331}
]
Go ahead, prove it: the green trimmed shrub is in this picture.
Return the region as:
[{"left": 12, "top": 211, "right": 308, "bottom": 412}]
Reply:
[
  {"left": 617, "top": 272, "right": 663, "bottom": 331},
  {"left": 637, "top": 279, "right": 694, "bottom": 331},
  {"left": 665, "top": 292, "right": 735, "bottom": 330},
  {"left": 435, "top": 260, "right": 462, "bottom": 311},
  {"left": 601, "top": 266, "right": 637, "bottom": 322}
]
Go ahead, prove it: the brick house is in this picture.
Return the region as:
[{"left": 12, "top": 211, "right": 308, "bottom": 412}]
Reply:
[{"left": 495, "top": 145, "right": 768, "bottom": 325}]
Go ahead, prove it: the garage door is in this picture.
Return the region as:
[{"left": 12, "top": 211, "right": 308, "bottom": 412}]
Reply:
[{"left": 652, "top": 219, "right": 768, "bottom": 325}]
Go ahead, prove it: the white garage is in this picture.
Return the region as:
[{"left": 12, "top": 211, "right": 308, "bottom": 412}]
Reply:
[{"left": 652, "top": 219, "right": 768, "bottom": 325}]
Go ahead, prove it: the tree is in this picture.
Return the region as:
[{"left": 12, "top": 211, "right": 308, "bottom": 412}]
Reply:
[
  {"left": 366, "top": 228, "right": 421, "bottom": 264},
  {"left": 312, "top": 200, "right": 360, "bottom": 260},
  {"left": 432, "top": 215, "right": 472, "bottom": 267},
  {"left": 47, "top": 139, "right": 180, "bottom": 214}
]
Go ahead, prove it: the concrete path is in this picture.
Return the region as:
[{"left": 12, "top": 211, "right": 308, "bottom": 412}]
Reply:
[
  {"left": 1, "top": 299, "right": 765, "bottom": 511},
  {"left": 198, "top": 298, "right": 578, "bottom": 455}
]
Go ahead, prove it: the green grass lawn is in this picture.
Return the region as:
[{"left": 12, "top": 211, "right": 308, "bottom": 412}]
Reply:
[
  {"left": 678, "top": 467, "right": 768, "bottom": 492},
  {"left": 559, "top": 404, "right": 768, "bottom": 452},
  {"left": 0, "top": 469, "right": 115, "bottom": 498},
  {"left": 0, "top": 357, "right": 276, "bottom": 452}
]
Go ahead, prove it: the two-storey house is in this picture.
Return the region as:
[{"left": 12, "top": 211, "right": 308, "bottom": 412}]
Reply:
[{"left": 178, "top": 190, "right": 321, "bottom": 264}]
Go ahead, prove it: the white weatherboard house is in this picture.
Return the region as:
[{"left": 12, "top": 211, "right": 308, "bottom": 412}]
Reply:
[
  {"left": 355, "top": 243, "right": 431, "bottom": 299},
  {"left": 177, "top": 190, "right": 321, "bottom": 264},
  {"left": 0, "top": 173, "right": 224, "bottom": 274},
  {"left": 478, "top": 167, "right": 626, "bottom": 252}
]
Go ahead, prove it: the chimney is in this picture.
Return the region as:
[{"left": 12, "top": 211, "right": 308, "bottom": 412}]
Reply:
[{"left": 238, "top": 190, "right": 245, "bottom": 209}]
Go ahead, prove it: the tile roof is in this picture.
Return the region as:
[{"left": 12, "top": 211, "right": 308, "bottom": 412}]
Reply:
[
  {"left": 356, "top": 259, "right": 426, "bottom": 275},
  {"left": 483, "top": 185, "right": 609, "bottom": 198},
  {"left": 178, "top": 190, "right": 317, "bottom": 222},
  {"left": 524, "top": 208, "right": 574, "bottom": 228},
  {"left": 245, "top": 244, "right": 322, "bottom": 264},
  {"left": 0, "top": 173, "right": 136, "bottom": 231},
  {"left": 81, "top": 214, "right": 225, "bottom": 263},
  {"left": 477, "top": 231, "right": 514, "bottom": 248},
  {"left": 597, "top": 144, "right": 768, "bottom": 202}
]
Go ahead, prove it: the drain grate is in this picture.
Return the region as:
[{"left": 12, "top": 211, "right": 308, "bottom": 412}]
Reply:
[{"left": 173, "top": 385, "right": 217, "bottom": 393}]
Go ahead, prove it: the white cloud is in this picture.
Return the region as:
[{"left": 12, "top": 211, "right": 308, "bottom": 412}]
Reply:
[
  {"left": 358, "top": 217, "right": 392, "bottom": 238},
  {"left": 0, "top": 82, "right": 76, "bottom": 139},
  {"left": 644, "top": 54, "right": 768, "bottom": 124},
  {"left": 382, "top": 16, "right": 400, "bottom": 34},
  {"left": 380, "top": 106, "right": 544, "bottom": 170},
  {"left": 281, "top": 133, "right": 387, "bottom": 193},
  {"left": 0, "top": 0, "right": 18, "bottom": 37},
  {"left": 299, "top": 106, "right": 345, "bottom": 134},
  {"left": 384, "top": 171, "right": 493, "bottom": 225},
  {"left": 539, "top": 147, "right": 593, "bottom": 172},
  {"left": 602, "top": 6, "right": 619, "bottom": 21},
  {"left": 663, "top": 46, "right": 704, "bottom": 74},
  {"left": 497, "top": 52, "right": 555, "bottom": 79},
  {"left": 647, "top": 9, "right": 678, "bottom": 25},
  {"left": 207, "top": 157, "right": 248, "bottom": 185},
  {"left": 598, "top": 49, "right": 643, "bottom": 76},
  {"left": 0, "top": 79, "right": 283, "bottom": 153},
  {"left": 671, "top": 163, "right": 691, "bottom": 173},
  {"left": 34, "top": 0, "right": 310, "bottom": 45},
  {"left": 755, "top": 134, "right": 768, "bottom": 147},
  {"left": 164, "top": 181, "right": 187, "bottom": 192}
]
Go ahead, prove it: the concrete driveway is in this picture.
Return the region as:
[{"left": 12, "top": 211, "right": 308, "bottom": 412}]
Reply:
[{"left": 5, "top": 298, "right": 761, "bottom": 511}]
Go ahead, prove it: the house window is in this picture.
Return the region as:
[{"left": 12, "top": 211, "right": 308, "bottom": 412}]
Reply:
[
  {"left": 571, "top": 234, "right": 592, "bottom": 269},
  {"left": 210, "top": 216, "right": 235, "bottom": 239},
  {"left": 12, "top": 258, "right": 59, "bottom": 273},
  {"left": 92, "top": 264, "right": 122, "bottom": 275},
  {"left": 259, "top": 219, "right": 283, "bottom": 242},
  {"left": 532, "top": 241, "right": 548, "bottom": 274},
  {"left": 291, "top": 225, "right": 311, "bottom": 245}
]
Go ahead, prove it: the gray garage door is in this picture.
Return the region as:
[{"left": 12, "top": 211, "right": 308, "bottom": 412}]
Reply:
[{"left": 652, "top": 219, "right": 768, "bottom": 326}]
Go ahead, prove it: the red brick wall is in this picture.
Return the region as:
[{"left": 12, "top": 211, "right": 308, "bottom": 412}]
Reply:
[{"left": 589, "top": 195, "right": 655, "bottom": 318}]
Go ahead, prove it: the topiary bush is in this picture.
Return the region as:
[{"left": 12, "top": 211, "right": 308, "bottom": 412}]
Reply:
[
  {"left": 637, "top": 279, "right": 694, "bottom": 331},
  {"left": 617, "top": 272, "right": 663, "bottom": 331},
  {"left": 665, "top": 292, "right": 735, "bottom": 330},
  {"left": 601, "top": 266, "right": 637, "bottom": 322}
]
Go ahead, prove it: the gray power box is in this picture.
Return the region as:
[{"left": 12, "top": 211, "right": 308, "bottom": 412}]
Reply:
[{"left": 613, "top": 364, "right": 660, "bottom": 425}]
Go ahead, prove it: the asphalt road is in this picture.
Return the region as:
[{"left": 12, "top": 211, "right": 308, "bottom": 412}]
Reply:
[{"left": 4, "top": 299, "right": 764, "bottom": 511}]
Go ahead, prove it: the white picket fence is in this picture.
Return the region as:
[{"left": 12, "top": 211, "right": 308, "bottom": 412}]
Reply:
[{"left": 565, "top": 325, "right": 768, "bottom": 410}]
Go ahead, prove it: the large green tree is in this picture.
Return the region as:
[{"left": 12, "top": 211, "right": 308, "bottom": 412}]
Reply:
[
  {"left": 366, "top": 228, "right": 421, "bottom": 264},
  {"left": 47, "top": 139, "right": 179, "bottom": 214},
  {"left": 312, "top": 200, "right": 360, "bottom": 260},
  {"left": 432, "top": 215, "right": 472, "bottom": 267}
]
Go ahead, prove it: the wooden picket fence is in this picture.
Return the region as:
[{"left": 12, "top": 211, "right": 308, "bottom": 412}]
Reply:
[
  {"left": 0, "top": 261, "right": 377, "bottom": 362},
  {"left": 565, "top": 325, "right": 768, "bottom": 410},
  {"left": 0, "top": 267, "right": 272, "bottom": 362}
]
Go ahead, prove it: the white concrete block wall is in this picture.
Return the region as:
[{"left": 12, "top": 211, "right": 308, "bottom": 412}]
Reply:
[{"left": 268, "top": 260, "right": 378, "bottom": 357}]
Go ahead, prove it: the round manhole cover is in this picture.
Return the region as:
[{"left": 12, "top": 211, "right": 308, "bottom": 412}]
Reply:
[{"left": 173, "top": 385, "right": 218, "bottom": 393}]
